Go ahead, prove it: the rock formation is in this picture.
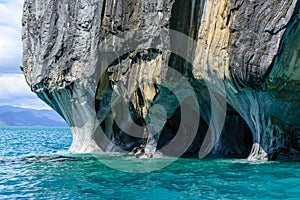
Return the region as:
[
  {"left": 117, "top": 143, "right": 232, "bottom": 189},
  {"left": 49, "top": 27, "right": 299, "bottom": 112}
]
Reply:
[{"left": 22, "top": 0, "right": 300, "bottom": 161}]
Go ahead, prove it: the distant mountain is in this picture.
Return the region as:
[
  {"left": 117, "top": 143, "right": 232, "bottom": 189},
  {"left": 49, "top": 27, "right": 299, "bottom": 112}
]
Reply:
[{"left": 0, "top": 106, "right": 68, "bottom": 127}]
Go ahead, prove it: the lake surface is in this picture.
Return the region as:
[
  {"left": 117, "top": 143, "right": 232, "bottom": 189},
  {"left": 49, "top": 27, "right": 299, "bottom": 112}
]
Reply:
[{"left": 0, "top": 126, "right": 299, "bottom": 199}]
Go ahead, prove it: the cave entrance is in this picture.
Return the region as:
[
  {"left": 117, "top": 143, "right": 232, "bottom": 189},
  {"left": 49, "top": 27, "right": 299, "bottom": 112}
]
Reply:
[
  {"left": 156, "top": 103, "right": 253, "bottom": 159},
  {"left": 210, "top": 105, "right": 253, "bottom": 159},
  {"left": 94, "top": 52, "right": 253, "bottom": 158}
]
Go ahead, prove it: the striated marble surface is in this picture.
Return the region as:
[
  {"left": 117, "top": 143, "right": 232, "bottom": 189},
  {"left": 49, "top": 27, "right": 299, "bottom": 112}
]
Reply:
[{"left": 22, "top": 0, "right": 300, "bottom": 161}]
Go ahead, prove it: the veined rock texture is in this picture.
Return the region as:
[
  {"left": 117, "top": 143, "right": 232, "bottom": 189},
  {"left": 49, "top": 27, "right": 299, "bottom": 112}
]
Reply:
[{"left": 22, "top": 0, "right": 300, "bottom": 161}]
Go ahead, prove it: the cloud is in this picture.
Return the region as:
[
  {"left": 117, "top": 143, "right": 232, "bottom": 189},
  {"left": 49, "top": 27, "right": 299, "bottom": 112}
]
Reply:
[
  {"left": 0, "top": 1, "right": 52, "bottom": 110},
  {"left": 0, "top": 74, "right": 51, "bottom": 109},
  {"left": 0, "top": 0, "right": 23, "bottom": 73}
]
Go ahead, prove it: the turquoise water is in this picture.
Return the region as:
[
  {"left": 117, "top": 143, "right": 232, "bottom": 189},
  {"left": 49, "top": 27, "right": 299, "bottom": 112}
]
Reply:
[{"left": 0, "top": 127, "right": 299, "bottom": 199}]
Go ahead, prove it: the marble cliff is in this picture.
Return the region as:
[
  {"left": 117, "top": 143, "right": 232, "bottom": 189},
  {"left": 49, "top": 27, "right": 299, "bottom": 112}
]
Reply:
[{"left": 22, "top": 0, "right": 300, "bottom": 161}]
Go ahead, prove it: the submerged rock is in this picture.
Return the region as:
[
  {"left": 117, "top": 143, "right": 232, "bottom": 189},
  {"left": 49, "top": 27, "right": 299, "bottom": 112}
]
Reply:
[{"left": 22, "top": 0, "right": 300, "bottom": 161}]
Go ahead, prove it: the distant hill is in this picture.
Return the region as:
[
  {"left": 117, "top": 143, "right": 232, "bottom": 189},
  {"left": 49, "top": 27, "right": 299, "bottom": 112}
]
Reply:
[{"left": 0, "top": 106, "right": 68, "bottom": 127}]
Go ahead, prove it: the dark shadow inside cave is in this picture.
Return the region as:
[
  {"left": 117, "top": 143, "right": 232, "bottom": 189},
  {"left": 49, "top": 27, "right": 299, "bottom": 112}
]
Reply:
[
  {"left": 209, "top": 105, "right": 253, "bottom": 159},
  {"left": 156, "top": 104, "right": 253, "bottom": 159}
]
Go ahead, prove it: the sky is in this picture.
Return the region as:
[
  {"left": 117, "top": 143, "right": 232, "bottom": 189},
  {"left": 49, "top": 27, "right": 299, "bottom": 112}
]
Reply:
[{"left": 0, "top": 0, "right": 50, "bottom": 109}]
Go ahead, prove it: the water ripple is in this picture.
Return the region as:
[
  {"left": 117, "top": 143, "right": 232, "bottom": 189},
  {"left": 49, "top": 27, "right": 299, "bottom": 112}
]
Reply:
[{"left": 0, "top": 127, "right": 300, "bottom": 199}]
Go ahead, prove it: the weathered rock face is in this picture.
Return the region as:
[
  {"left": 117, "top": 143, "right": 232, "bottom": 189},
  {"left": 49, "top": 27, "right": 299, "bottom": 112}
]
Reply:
[{"left": 22, "top": 0, "right": 300, "bottom": 161}]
